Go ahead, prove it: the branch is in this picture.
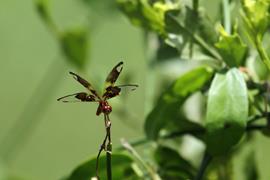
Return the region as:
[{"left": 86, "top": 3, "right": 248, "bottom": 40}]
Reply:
[
  {"left": 95, "top": 114, "right": 112, "bottom": 180},
  {"left": 195, "top": 152, "right": 212, "bottom": 180}
]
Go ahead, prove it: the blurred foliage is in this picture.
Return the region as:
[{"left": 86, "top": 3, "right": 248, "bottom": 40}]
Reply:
[
  {"left": 35, "top": 0, "right": 90, "bottom": 69},
  {"left": 2, "top": 0, "right": 270, "bottom": 179},
  {"left": 145, "top": 66, "right": 213, "bottom": 140},
  {"left": 63, "top": 154, "right": 138, "bottom": 180}
]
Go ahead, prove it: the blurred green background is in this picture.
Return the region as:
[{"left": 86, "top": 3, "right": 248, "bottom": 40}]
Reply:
[
  {"left": 1, "top": 0, "right": 270, "bottom": 180},
  {"left": 0, "top": 0, "right": 145, "bottom": 179}
]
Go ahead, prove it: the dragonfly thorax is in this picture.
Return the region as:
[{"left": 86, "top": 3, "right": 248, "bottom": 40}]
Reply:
[{"left": 96, "top": 101, "right": 112, "bottom": 116}]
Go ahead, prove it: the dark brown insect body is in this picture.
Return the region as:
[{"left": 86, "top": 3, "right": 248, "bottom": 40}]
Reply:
[
  {"left": 57, "top": 61, "right": 138, "bottom": 116},
  {"left": 96, "top": 101, "right": 112, "bottom": 116}
]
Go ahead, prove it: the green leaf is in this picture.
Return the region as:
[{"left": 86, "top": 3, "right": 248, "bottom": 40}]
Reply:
[
  {"left": 145, "top": 66, "right": 213, "bottom": 140},
  {"left": 154, "top": 146, "right": 196, "bottom": 179},
  {"left": 60, "top": 28, "right": 89, "bottom": 69},
  {"left": 242, "top": 0, "right": 270, "bottom": 40},
  {"left": 205, "top": 68, "right": 248, "bottom": 156},
  {"left": 64, "top": 153, "right": 137, "bottom": 180},
  {"left": 117, "top": 0, "right": 180, "bottom": 35},
  {"left": 215, "top": 25, "right": 248, "bottom": 67}
]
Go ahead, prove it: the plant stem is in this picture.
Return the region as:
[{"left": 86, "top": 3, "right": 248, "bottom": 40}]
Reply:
[
  {"left": 0, "top": 57, "right": 66, "bottom": 162},
  {"left": 116, "top": 124, "right": 268, "bottom": 151},
  {"left": 222, "top": 0, "right": 231, "bottom": 34},
  {"left": 195, "top": 152, "right": 212, "bottom": 180},
  {"left": 95, "top": 114, "right": 112, "bottom": 180},
  {"left": 255, "top": 36, "right": 270, "bottom": 71},
  {"left": 168, "top": 14, "right": 222, "bottom": 61},
  {"left": 105, "top": 114, "right": 112, "bottom": 180},
  {"left": 121, "top": 139, "right": 161, "bottom": 180}
]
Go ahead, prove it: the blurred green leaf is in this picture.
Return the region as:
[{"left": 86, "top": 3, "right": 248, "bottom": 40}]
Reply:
[
  {"left": 60, "top": 28, "right": 89, "bottom": 69},
  {"left": 35, "top": 0, "right": 58, "bottom": 36},
  {"left": 154, "top": 146, "right": 196, "bottom": 179},
  {"left": 117, "top": 0, "right": 180, "bottom": 35},
  {"left": 64, "top": 153, "right": 137, "bottom": 180},
  {"left": 205, "top": 68, "right": 248, "bottom": 156},
  {"left": 215, "top": 25, "right": 248, "bottom": 67},
  {"left": 197, "top": 11, "right": 218, "bottom": 47},
  {"left": 165, "top": 10, "right": 221, "bottom": 59},
  {"left": 35, "top": 0, "right": 51, "bottom": 24},
  {"left": 253, "top": 54, "right": 269, "bottom": 80},
  {"left": 145, "top": 66, "right": 214, "bottom": 140},
  {"left": 242, "top": 0, "right": 270, "bottom": 41}
]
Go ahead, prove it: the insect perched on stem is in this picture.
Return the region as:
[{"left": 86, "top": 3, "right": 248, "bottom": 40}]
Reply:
[
  {"left": 57, "top": 61, "right": 138, "bottom": 179},
  {"left": 57, "top": 61, "right": 138, "bottom": 115}
]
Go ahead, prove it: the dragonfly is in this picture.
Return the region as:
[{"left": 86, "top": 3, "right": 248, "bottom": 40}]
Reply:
[{"left": 57, "top": 61, "right": 138, "bottom": 116}]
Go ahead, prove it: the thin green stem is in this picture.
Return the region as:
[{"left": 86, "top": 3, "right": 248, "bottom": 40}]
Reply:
[
  {"left": 116, "top": 137, "right": 148, "bottom": 151},
  {"left": 0, "top": 57, "right": 66, "bottom": 162},
  {"left": 222, "top": 0, "right": 231, "bottom": 34},
  {"left": 121, "top": 139, "right": 161, "bottom": 180}
]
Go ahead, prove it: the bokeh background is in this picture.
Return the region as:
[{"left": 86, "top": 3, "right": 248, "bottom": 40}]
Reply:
[
  {"left": 1, "top": 0, "right": 270, "bottom": 180},
  {"left": 0, "top": 0, "right": 145, "bottom": 179}
]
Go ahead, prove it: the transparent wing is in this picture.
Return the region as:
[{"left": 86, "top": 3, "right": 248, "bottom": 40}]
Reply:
[
  {"left": 69, "top": 72, "right": 101, "bottom": 100},
  {"left": 57, "top": 92, "right": 99, "bottom": 102}
]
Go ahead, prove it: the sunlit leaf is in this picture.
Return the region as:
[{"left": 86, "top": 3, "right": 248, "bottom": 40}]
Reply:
[
  {"left": 64, "top": 153, "right": 137, "bottom": 180},
  {"left": 117, "top": 0, "right": 180, "bottom": 35},
  {"left": 60, "top": 28, "right": 89, "bottom": 69},
  {"left": 205, "top": 68, "right": 248, "bottom": 156},
  {"left": 154, "top": 146, "right": 196, "bottom": 179},
  {"left": 145, "top": 66, "right": 214, "bottom": 140},
  {"left": 215, "top": 25, "right": 248, "bottom": 67},
  {"left": 242, "top": 0, "right": 270, "bottom": 40}
]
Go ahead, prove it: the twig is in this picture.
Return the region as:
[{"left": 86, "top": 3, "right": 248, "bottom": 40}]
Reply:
[
  {"left": 195, "top": 151, "right": 212, "bottom": 180},
  {"left": 121, "top": 139, "right": 161, "bottom": 180},
  {"left": 246, "top": 124, "right": 266, "bottom": 131}
]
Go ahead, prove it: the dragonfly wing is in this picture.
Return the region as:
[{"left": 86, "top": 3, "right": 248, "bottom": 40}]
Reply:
[
  {"left": 104, "top": 84, "right": 138, "bottom": 100},
  {"left": 69, "top": 72, "right": 101, "bottom": 100},
  {"left": 104, "top": 61, "right": 123, "bottom": 88},
  {"left": 57, "top": 92, "right": 98, "bottom": 102}
]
